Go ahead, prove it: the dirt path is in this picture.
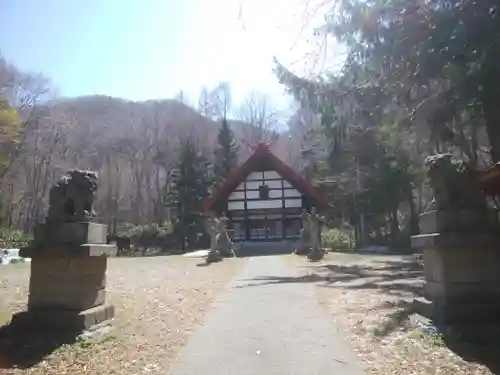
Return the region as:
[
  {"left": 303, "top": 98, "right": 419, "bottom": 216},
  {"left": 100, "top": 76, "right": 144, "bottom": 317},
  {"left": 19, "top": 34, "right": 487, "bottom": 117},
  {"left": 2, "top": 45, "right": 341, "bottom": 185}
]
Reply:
[
  {"left": 170, "top": 255, "right": 364, "bottom": 375},
  {"left": 0, "top": 256, "right": 243, "bottom": 374}
]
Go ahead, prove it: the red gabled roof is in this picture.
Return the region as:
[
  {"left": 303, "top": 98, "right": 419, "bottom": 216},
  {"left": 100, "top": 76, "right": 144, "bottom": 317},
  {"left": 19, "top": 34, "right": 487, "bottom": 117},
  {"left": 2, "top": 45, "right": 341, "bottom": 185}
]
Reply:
[{"left": 205, "top": 143, "right": 329, "bottom": 211}]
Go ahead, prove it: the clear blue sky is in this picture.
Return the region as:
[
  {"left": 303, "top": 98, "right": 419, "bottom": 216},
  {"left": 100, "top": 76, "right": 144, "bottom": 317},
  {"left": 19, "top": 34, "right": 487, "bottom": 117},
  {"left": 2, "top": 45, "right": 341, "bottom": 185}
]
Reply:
[{"left": 0, "top": 0, "right": 331, "bottom": 112}]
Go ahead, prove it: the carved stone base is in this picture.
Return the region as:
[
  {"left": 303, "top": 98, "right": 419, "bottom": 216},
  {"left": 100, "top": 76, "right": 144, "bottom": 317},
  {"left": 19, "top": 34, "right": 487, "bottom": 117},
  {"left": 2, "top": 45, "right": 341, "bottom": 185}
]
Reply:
[
  {"left": 415, "top": 242, "right": 500, "bottom": 325},
  {"left": 412, "top": 209, "right": 500, "bottom": 327},
  {"left": 20, "top": 243, "right": 116, "bottom": 258},
  {"left": 410, "top": 313, "right": 500, "bottom": 343},
  {"left": 27, "top": 256, "right": 109, "bottom": 311},
  {"left": 413, "top": 294, "right": 500, "bottom": 325},
  {"left": 418, "top": 209, "right": 500, "bottom": 233},
  {"left": 206, "top": 249, "right": 222, "bottom": 263},
  {"left": 434, "top": 298, "right": 500, "bottom": 325},
  {"left": 219, "top": 248, "right": 235, "bottom": 258},
  {"left": 10, "top": 304, "right": 114, "bottom": 334},
  {"left": 294, "top": 245, "right": 310, "bottom": 255},
  {"left": 33, "top": 222, "right": 109, "bottom": 246},
  {"left": 307, "top": 248, "right": 324, "bottom": 261}
]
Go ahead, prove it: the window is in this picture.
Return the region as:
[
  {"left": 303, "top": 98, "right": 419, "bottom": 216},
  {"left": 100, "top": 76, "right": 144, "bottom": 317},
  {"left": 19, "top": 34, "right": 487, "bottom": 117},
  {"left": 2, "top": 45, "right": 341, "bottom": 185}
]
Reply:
[{"left": 258, "top": 184, "right": 269, "bottom": 199}]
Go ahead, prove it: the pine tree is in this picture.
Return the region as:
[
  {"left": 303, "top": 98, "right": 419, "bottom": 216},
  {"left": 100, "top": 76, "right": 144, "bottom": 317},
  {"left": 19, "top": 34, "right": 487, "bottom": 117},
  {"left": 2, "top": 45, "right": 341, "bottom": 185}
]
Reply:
[
  {"left": 166, "top": 137, "right": 212, "bottom": 250},
  {"left": 214, "top": 117, "right": 238, "bottom": 181}
]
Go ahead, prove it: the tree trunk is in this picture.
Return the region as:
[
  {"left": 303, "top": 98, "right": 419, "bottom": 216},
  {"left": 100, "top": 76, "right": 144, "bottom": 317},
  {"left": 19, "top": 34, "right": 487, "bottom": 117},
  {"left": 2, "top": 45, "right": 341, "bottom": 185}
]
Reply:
[
  {"left": 389, "top": 208, "right": 400, "bottom": 246},
  {"left": 354, "top": 216, "right": 360, "bottom": 249},
  {"left": 470, "top": 120, "right": 479, "bottom": 167},
  {"left": 482, "top": 64, "right": 500, "bottom": 163},
  {"left": 409, "top": 194, "right": 419, "bottom": 235}
]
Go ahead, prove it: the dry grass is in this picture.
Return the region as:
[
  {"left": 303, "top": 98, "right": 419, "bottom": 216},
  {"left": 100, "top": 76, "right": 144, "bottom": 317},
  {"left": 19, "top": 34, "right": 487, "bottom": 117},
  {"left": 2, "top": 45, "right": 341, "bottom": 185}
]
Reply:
[
  {"left": 0, "top": 255, "right": 244, "bottom": 374},
  {"left": 287, "top": 252, "right": 497, "bottom": 375}
]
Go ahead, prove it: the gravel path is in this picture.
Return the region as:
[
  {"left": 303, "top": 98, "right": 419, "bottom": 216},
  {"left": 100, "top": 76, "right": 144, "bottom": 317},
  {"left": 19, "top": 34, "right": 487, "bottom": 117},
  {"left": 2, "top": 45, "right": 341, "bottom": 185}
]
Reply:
[{"left": 170, "top": 255, "right": 365, "bottom": 375}]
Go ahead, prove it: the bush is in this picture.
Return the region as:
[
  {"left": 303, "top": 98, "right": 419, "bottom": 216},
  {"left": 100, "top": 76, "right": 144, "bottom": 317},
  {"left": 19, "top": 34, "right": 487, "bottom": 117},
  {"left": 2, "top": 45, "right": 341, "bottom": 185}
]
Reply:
[
  {"left": 117, "top": 221, "right": 178, "bottom": 251},
  {"left": 322, "top": 228, "right": 354, "bottom": 251},
  {"left": 119, "top": 221, "right": 173, "bottom": 239},
  {"left": 0, "top": 227, "right": 32, "bottom": 248}
]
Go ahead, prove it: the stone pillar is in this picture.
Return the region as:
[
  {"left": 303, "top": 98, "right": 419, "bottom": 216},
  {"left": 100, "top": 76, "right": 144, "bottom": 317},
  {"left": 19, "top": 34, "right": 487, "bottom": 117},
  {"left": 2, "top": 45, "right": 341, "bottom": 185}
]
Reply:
[
  {"left": 307, "top": 212, "right": 324, "bottom": 261},
  {"left": 217, "top": 217, "right": 235, "bottom": 258},
  {"left": 411, "top": 154, "right": 500, "bottom": 338},
  {"left": 294, "top": 212, "right": 311, "bottom": 255},
  {"left": 412, "top": 209, "right": 500, "bottom": 327},
  {"left": 206, "top": 216, "right": 222, "bottom": 263},
  {"left": 11, "top": 223, "right": 116, "bottom": 335},
  {"left": 10, "top": 170, "right": 116, "bottom": 337}
]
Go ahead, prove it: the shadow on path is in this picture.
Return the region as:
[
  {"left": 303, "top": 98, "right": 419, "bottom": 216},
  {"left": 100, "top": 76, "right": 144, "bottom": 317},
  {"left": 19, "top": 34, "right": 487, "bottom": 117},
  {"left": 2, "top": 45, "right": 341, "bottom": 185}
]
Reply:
[
  {"left": 237, "top": 255, "right": 423, "bottom": 298},
  {"left": 169, "top": 254, "right": 366, "bottom": 375},
  {"left": 236, "top": 254, "right": 423, "bottom": 338},
  {"left": 237, "top": 254, "right": 500, "bottom": 374}
]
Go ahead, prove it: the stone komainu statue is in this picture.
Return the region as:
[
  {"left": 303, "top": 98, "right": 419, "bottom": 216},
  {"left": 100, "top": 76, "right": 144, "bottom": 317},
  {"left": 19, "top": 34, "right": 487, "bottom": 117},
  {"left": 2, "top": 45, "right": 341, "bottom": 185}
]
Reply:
[
  {"left": 215, "top": 217, "right": 235, "bottom": 257},
  {"left": 294, "top": 212, "right": 312, "bottom": 255},
  {"left": 206, "top": 217, "right": 222, "bottom": 263},
  {"left": 47, "top": 170, "right": 99, "bottom": 223},
  {"left": 425, "top": 154, "right": 486, "bottom": 211}
]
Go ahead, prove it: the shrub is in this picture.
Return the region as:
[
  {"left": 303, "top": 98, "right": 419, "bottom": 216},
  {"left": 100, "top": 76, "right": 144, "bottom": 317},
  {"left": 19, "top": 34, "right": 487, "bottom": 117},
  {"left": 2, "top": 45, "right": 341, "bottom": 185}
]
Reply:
[
  {"left": 119, "top": 221, "right": 173, "bottom": 239},
  {"left": 322, "top": 228, "right": 354, "bottom": 251},
  {"left": 0, "top": 227, "right": 32, "bottom": 249},
  {"left": 117, "top": 221, "right": 177, "bottom": 251}
]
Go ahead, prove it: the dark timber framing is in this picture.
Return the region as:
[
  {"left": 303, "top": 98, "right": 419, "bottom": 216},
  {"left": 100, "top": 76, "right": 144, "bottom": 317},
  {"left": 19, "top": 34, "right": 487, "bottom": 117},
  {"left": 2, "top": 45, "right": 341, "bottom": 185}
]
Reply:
[{"left": 205, "top": 143, "right": 328, "bottom": 242}]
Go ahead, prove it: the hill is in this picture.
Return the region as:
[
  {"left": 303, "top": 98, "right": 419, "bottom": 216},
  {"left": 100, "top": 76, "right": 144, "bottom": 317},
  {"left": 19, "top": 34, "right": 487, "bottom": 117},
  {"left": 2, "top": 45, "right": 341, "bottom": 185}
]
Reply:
[{"left": 3, "top": 94, "right": 302, "bottom": 230}]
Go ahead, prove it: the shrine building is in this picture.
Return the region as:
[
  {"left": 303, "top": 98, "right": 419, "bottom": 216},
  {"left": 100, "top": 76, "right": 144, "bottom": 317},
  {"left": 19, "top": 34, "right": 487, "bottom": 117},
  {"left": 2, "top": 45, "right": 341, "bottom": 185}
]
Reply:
[{"left": 205, "top": 143, "right": 328, "bottom": 242}]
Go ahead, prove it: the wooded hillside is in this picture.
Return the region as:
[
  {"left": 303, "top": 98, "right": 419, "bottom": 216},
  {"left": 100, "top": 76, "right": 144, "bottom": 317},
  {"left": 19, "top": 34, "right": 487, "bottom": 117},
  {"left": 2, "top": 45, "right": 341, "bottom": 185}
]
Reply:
[
  {"left": 2, "top": 0, "right": 499, "bottom": 251},
  {"left": 0, "top": 55, "right": 299, "bottom": 233}
]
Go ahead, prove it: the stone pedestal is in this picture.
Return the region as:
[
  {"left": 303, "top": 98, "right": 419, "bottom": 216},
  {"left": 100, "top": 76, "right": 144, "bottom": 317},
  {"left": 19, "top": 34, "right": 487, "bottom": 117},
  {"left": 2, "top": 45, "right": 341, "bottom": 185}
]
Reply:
[
  {"left": 306, "top": 213, "right": 323, "bottom": 261},
  {"left": 412, "top": 209, "right": 500, "bottom": 329},
  {"left": 294, "top": 215, "right": 311, "bottom": 255},
  {"left": 11, "top": 222, "right": 116, "bottom": 336},
  {"left": 294, "top": 240, "right": 311, "bottom": 255},
  {"left": 206, "top": 216, "right": 234, "bottom": 262}
]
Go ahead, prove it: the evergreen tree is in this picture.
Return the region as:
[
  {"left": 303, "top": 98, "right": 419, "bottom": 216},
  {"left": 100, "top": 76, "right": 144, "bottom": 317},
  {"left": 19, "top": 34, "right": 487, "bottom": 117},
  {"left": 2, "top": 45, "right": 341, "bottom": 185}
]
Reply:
[
  {"left": 276, "top": 0, "right": 500, "bottom": 161},
  {"left": 166, "top": 137, "right": 212, "bottom": 250},
  {"left": 274, "top": 0, "right": 500, "bottom": 247},
  {"left": 214, "top": 117, "right": 238, "bottom": 181}
]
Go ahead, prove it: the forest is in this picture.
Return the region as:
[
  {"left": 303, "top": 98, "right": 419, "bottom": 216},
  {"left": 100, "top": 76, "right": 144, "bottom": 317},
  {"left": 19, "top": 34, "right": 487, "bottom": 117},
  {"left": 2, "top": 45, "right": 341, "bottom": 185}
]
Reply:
[{"left": 1, "top": 0, "right": 499, "bottom": 251}]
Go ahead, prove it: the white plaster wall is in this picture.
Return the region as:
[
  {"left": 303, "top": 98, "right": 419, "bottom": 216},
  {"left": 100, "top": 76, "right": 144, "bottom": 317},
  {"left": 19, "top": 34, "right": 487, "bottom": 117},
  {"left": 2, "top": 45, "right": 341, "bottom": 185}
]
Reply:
[
  {"left": 266, "top": 180, "right": 282, "bottom": 189},
  {"left": 246, "top": 190, "right": 259, "bottom": 199},
  {"left": 264, "top": 170, "right": 280, "bottom": 179},
  {"left": 247, "top": 200, "right": 282, "bottom": 209},
  {"left": 229, "top": 191, "right": 245, "bottom": 200},
  {"left": 228, "top": 201, "right": 245, "bottom": 210},
  {"left": 245, "top": 181, "right": 261, "bottom": 190},
  {"left": 284, "top": 189, "right": 301, "bottom": 198},
  {"left": 269, "top": 190, "right": 283, "bottom": 199},
  {"left": 247, "top": 172, "right": 263, "bottom": 181},
  {"left": 285, "top": 199, "right": 302, "bottom": 208}
]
